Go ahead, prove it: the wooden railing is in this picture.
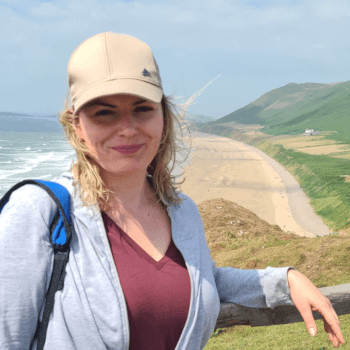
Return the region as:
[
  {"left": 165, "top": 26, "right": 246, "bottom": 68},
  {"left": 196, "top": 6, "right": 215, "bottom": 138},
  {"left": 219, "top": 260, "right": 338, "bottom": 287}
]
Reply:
[{"left": 215, "top": 283, "right": 350, "bottom": 329}]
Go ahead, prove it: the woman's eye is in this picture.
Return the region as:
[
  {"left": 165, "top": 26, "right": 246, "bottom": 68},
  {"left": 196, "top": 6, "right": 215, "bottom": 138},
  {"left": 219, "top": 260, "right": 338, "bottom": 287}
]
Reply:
[
  {"left": 94, "top": 109, "right": 114, "bottom": 117},
  {"left": 135, "top": 106, "right": 153, "bottom": 113}
]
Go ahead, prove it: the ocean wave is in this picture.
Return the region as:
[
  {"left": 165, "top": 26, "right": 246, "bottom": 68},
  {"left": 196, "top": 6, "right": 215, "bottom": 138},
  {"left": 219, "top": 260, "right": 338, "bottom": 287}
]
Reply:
[
  {"left": 34, "top": 174, "right": 52, "bottom": 179},
  {"left": 0, "top": 166, "right": 35, "bottom": 180},
  {"left": 27, "top": 152, "right": 55, "bottom": 165}
]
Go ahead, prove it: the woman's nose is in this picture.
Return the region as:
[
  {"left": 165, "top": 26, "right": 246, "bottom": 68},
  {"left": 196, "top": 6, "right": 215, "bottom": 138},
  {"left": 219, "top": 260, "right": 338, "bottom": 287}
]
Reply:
[{"left": 116, "top": 113, "right": 137, "bottom": 135}]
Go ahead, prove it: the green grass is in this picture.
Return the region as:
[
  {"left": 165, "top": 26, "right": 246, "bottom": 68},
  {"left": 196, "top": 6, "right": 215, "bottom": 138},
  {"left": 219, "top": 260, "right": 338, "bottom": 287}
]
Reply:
[
  {"left": 200, "top": 199, "right": 350, "bottom": 289},
  {"left": 198, "top": 199, "right": 350, "bottom": 349},
  {"left": 324, "top": 131, "right": 350, "bottom": 145},
  {"left": 205, "top": 314, "right": 350, "bottom": 349},
  {"left": 255, "top": 141, "right": 350, "bottom": 231}
]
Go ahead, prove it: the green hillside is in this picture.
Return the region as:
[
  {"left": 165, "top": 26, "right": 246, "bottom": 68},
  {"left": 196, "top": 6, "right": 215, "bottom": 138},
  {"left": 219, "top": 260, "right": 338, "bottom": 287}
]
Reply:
[
  {"left": 0, "top": 111, "right": 57, "bottom": 118},
  {"left": 209, "top": 81, "right": 350, "bottom": 135},
  {"left": 185, "top": 113, "right": 216, "bottom": 123},
  {"left": 0, "top": 113, "right": 61, "bottom": 132},
  {"left": 0, "top": 111, "right": 29, "bottom": 117}
]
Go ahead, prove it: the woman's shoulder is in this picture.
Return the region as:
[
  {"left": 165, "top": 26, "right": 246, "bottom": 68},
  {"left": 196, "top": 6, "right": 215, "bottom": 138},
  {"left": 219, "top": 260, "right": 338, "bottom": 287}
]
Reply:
[
  {"left": 4, "top": 172, "right": 75, "bottom": 217},
  {"left": 4, "top": 184, "right": 56, "bottom": 224},
  {"left": 176, "top": 191, "right": 197, "bottom": 207},
  {"left": 170, "top": 191, "right": 202, "bottom": 219}
]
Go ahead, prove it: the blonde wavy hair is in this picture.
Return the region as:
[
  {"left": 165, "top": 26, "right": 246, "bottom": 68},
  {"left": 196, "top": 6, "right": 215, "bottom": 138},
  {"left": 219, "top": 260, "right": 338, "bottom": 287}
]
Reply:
[{"left": 58, "top": 95, "right": 191, "bottom": 212}]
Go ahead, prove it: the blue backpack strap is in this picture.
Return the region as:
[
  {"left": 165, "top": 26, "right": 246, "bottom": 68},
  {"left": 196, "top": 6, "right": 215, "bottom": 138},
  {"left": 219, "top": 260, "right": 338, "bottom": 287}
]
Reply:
[{"left": 0, "top": 179, "right": 73, "bottom": 350}]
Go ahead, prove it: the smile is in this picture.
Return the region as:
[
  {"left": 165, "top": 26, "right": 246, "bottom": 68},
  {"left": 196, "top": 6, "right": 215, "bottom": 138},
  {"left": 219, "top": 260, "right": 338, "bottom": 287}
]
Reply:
[{"left": 112, "top": 144, "right": 144, "bottom": 155}]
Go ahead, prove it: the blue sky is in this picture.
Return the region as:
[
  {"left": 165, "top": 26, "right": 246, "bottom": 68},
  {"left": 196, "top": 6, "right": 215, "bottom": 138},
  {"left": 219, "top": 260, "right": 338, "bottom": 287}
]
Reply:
[{"left": 1, "top": 0, "right": 350, "bottom": 118}]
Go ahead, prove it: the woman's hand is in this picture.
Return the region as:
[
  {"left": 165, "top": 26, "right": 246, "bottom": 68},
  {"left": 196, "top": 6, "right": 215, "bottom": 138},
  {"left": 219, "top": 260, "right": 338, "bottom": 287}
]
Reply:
[{"left": 287, "top": 269, "right": 345, "bottom": 348}]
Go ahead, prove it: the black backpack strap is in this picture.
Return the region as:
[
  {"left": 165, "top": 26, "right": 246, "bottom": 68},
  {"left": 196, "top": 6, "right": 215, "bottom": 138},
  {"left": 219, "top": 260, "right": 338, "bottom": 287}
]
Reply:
[
  {"left": 32, "top": 249, "right": 70, "bottom": 350},
  {"left": 0, "top": 179, "right": 73, "bottom": 350}
]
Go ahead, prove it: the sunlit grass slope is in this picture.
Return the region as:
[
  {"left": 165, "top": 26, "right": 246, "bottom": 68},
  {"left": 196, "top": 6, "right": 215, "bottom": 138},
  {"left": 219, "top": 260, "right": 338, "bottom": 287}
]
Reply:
[
  {"left": 256, "top": 141, "right": 350, "bottom": 231},
  {"left": 200, "top": 198, "right": 350, "bottom": 350},
  {"left": 208, "top": 81, "right": 350, "bottom": 135}
]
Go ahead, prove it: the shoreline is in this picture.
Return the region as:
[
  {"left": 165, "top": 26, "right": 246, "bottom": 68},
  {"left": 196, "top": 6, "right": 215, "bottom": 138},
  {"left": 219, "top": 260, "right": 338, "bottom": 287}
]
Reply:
[{"left": 178, "top": 131, "right": 332, "bottom": 238}]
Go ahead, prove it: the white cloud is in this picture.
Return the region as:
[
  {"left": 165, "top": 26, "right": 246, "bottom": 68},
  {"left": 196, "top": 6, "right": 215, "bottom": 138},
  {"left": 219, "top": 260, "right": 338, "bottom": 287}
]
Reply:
[{"left": 0, "top": 0, "right": 349, "bottom": 116}]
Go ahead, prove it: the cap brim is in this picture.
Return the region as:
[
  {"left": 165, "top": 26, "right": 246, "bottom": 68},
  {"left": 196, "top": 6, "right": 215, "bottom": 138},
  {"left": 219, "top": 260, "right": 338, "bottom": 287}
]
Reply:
[{"left": 73, "top": 79, "right": 163, "bottom": 115}]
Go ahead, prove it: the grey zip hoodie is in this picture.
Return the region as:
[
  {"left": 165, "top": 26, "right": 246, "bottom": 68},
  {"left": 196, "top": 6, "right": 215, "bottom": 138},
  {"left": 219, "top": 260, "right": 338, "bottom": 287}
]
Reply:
[{"left": 0, "top": 172, "right": 295, "bottom": 349}]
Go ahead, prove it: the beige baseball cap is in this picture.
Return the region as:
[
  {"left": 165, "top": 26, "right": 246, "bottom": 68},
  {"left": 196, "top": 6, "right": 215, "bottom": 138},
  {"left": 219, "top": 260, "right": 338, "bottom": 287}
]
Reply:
[{"left": 68, "top": 32, "right": 164, "bottom": 115}]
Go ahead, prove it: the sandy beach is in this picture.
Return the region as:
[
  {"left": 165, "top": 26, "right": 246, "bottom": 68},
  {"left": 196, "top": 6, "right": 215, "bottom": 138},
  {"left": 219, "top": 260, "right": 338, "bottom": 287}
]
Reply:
[{"left": 179, "top": 131, "right": 332, "bottom": 238}]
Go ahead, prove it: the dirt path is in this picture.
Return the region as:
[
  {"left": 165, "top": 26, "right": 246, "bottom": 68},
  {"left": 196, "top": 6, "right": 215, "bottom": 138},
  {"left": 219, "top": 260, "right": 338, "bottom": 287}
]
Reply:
[{"left": 179, "top": 132, "right": 332, "bottom": 237}]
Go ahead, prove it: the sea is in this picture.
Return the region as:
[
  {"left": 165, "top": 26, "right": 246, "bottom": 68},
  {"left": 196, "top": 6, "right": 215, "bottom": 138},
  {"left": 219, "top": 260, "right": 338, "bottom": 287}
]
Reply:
[
  {"left": 0, "top": 114, "right": 76, "bottom": 198},
  {"left": 0, "top": 114, "right": 189, "bottom": 198}
]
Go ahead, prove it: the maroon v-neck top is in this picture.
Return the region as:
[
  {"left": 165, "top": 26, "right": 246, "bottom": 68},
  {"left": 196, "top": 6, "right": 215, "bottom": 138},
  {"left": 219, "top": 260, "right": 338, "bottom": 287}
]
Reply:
[{"left": 102, "top": 212, "right": 191, "bottom": 350}]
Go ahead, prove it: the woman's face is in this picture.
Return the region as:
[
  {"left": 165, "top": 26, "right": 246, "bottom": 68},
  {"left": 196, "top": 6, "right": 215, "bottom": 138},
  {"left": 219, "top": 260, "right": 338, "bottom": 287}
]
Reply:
[{"left": 73, "top": 94, "right": 164, "bottom": 179}]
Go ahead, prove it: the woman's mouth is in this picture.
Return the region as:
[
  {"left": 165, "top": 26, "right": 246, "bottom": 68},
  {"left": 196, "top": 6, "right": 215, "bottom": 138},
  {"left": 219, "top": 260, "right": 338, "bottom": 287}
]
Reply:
[{"left": 112, "top": 144, "right": 144, "bottom": 155}]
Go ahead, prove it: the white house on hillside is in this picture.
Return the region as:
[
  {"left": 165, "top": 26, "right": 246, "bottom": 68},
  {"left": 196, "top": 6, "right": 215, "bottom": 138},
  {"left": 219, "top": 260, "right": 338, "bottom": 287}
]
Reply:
[
  {"left": 304, "top": 128, "right": 320, "bottom": 136},
  {"left": 305, "top": 128, "right": 314, "bottom": 135}
]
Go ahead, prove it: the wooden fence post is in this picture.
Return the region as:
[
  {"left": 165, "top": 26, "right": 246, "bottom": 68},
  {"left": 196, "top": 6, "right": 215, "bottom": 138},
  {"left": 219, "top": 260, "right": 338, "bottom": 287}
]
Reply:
[{"left": 215, "top": 283, "right": 350, "bottom": 329}]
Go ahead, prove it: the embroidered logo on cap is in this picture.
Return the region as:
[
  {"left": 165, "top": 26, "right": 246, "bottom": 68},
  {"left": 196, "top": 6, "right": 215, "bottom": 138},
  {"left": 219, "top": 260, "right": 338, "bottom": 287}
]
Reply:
[{"left": 142, "top": 69, "right": 151, "bottom": 77}]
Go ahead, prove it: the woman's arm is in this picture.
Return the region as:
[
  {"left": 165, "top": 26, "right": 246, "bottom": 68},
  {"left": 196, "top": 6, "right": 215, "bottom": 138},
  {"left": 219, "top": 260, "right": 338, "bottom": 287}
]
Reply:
[
  {"left": 212, "top": 262, "right": 345, "bottom": 347},
  {"left": 287, "top": 269, "right": 345, "bottom": 348},
  {"left": 211, "top": 259, "right": 296, "bottom": 308},
  {"left": 193, "top": 197, "right": 344, "bottom": 347},
  {"left": 0, "top": 185, "right": 54, "bottom": 349}
]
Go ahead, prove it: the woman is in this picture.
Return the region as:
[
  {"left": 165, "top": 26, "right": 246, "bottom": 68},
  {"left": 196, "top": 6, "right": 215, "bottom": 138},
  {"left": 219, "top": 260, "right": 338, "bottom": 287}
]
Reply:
[{"left": 0, "top": 32, "right": 345, "bottom": 349}]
